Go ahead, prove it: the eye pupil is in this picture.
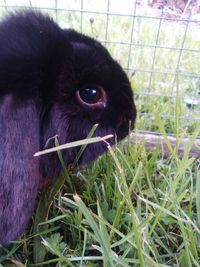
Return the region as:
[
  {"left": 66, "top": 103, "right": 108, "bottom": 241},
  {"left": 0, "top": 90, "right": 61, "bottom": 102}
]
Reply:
[
  {"left": 76, "top": 86, "right": 107, "bottom": 108},
  {"left": 79, "top": 87, "right": 100, "bottom": 104}
]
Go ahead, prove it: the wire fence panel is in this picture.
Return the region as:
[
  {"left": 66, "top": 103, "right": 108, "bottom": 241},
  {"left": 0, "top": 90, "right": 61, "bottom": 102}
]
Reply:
[{"left": 0, "top": 0, "right": 199, "bottom": 135}]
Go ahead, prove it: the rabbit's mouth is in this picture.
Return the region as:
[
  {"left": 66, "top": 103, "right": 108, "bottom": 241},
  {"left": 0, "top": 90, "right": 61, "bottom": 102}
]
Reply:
[
  {"left": 76, "top": 103, "right": 136, "bottom": 166},
  {"left": 76, "top": 124, "right": 131, "bottom": 166},
  {"left": 76, "top": 139, "right": 109, "bottom": 166}
]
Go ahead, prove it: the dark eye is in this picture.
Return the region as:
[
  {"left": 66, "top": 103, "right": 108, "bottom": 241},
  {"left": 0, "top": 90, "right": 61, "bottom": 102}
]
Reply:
[{"left": 76, "top": 86, "right": 107, "bottom": 108}]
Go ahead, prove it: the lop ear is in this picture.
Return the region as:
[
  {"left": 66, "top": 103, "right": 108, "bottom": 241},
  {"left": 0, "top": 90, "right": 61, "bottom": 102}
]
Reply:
[{"left": 0, "top": 95, "right": 40, "bottom": 246}]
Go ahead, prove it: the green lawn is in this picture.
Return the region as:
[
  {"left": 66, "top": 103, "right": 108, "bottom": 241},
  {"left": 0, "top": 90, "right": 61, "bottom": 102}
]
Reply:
[{"left": 1, "top": 124, "right": 199, "bottom": 266}]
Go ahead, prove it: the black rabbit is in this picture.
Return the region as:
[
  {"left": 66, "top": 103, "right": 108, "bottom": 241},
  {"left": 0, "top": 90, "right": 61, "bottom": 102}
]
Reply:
[{"left": 0, "top": 11, "right": 136, "bottom": 246}]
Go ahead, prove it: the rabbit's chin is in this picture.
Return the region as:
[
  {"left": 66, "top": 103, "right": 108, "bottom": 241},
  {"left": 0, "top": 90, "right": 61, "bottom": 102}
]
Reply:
[
  {"left": 77, "top": 138, "right": 111, "bottom": 166},
  {"left": 77, "top": 128, "right": 130, "bottom": 166}
]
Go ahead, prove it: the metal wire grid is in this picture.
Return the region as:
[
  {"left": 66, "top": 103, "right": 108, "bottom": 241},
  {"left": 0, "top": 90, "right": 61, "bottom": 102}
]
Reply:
[{"left": 0, "top": 0, "right": 200, "bottom": 132}]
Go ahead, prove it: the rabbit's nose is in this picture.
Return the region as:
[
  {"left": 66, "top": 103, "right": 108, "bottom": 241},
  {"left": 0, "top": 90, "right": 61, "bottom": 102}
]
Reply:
[
  {"left": 116, "top": 115, "right": 130, "bottom": 132},
  {"left": 119, "top": 108, "right": 136, "bottom": 127},
  {"left": 115, "top": 108, "right": 136, "bottom": 140}
]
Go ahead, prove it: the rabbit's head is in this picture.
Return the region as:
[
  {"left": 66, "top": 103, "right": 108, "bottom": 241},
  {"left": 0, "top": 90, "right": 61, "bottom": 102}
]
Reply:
[
  {"left": 0, "top": 11, "right": 136, "bottom": 246},
  {"left": 40, "top": 29, "right": 136, "bottom": 178}
]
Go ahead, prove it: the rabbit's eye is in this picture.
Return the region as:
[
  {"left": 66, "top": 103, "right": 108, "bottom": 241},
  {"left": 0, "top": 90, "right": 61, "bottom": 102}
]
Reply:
[{"left": 76, "top": 86, "right": 107, "bottom": 108}]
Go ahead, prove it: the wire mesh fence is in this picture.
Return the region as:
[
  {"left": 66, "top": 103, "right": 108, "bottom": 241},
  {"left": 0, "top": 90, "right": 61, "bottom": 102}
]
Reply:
[{"left": 0, "top": 0, "right": 199, "bottom": 135}]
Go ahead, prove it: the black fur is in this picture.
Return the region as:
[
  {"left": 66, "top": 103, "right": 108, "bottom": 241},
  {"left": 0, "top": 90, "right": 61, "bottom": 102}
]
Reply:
[{"left": 0, "top": 11, "right": 136, "bottom": 246}]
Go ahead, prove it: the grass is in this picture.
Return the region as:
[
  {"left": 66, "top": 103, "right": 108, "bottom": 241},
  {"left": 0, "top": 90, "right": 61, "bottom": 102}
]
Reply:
[
  {"left": 0, "top": 1, "right": 200, "bottom": 266},
  {"left": 0, "top": 122, "right": 199, "bottom": 266}
]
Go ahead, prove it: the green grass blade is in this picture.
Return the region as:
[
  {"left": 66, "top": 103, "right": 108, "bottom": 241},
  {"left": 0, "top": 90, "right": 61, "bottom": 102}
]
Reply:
[
  {"left": 72, "top": 123, "right": 99, "bottom": 168},
  {"left": 34, "top": 134, "right": 113, "bottom": 157}
]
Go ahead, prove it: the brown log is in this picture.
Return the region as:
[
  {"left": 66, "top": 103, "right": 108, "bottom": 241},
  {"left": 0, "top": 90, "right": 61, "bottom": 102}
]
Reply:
[{"left": 130, "top": 133, "right": 200, "bottom": 159}]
